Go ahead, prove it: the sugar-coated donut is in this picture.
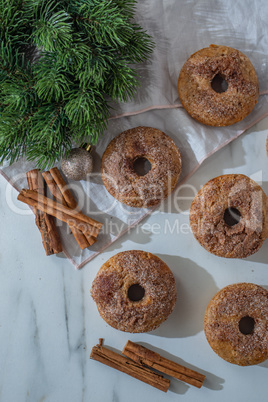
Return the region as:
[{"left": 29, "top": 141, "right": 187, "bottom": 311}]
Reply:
[
  {"left": 101, "top": 126, "right": 182, "bottom": 208},
  {"left": 190, "top": 174, "right": 268, "bottom": 258},
  {"left": 90, "top": 250, "right": 177, "bottom": 333},
  {"left": 178, "top": 44, "right": 259, "bottom": 126},
  {"left": 204, "top": 283, "right": 268, "bottom": 366}
]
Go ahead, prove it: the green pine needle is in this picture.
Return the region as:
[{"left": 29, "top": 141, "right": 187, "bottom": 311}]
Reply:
[
  {"left": 0, "top": 0, "right": 154, "bottom": 168},
  {"left": 32, "top": 9, "right": 73, "bottom": 52}
]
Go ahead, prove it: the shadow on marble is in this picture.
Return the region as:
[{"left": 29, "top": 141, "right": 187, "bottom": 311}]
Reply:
[
  {"left": 96, "top": 114, "right": 267, "bottom": 220},
  {"left": 157, "top": 131, "right": 256, "bottom": 216},
  {"left": 150, "top": 255, "right": 219, "bottom": 338},
  {"left": 102, "top": 226, "right": 153, "bottom": 256},
  {"left": 261, "top": 181, "right": 268, "bottom": 194},
  {"left": 259, "top": 359, "right": 268, "bottom": 368},
  {"left": 138, "top": 342, "right": 225, "bottom": 393},
  {"left": 55, "top": 251, "right": 66, "bottom": 260},
  {"left": 125, "top": 228, "right": 153, "bottom": 245},
  {"left": 246, "top": 239, "right": 268, "bottom": 264},
  {"left": 96, "top": 341, "right": 224, "bottom": 395}
]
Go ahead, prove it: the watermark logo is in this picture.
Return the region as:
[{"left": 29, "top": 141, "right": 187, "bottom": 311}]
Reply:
[{"left": 4, "top": 170, "right": 266, "bottom": 236}]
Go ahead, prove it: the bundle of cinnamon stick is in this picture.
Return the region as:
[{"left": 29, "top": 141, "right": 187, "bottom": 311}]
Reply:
[
  {"left": 90, "top": 339, "right": 205, "bottom": 392},
  {"left": 19, "top": 168, "right": 102, "bottom": 256}
]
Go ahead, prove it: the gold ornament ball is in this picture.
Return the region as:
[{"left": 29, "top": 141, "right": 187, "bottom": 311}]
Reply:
[{"left": 61, "top": 148, "right": 93, "bottom": 181}]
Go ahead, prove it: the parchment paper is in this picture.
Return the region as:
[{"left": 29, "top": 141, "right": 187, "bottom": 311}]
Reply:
[{"left": 1, "top": 0, "right": 268, "bottom": 268}]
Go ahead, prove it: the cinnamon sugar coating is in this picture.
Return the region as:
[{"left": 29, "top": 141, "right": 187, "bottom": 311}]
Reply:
[
  {"left": 101, "top": 126, "right": 182, "bottom": 208},
  {"left": 91, "top": 250, "right": 177, "bottom": 333},
  {"left": 178, "top": 45, "right": 259, "bottom": 126},
  {"left": 190, "top": 174, "right": 268, "bottom": 258},
  {"left": 204, "top": 283, "right": 268, "bottom": 366}
]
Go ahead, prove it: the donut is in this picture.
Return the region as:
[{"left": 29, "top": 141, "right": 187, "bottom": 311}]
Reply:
[
  {"left": 90, "top": 250, "right": 177, "bottom": 333},
  {"left": 101, "top": 126, "right": 182, "bottom": 208},
  {"left": 204, "top": 283, "right": 268, "bottom": 366},
  {"left": 178, "top": 44, "right": 259, "bottom": 126},
  {"left": 189, "top": 174, "right": 268, "bottom": 258}
]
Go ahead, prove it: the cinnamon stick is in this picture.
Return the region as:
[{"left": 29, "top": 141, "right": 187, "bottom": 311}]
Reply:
[
  {"left": 49, "top": 167, "right": 77, "bottom": 209},
  {"left": 122, "top": 341, "right": 205, "bottom": 388},
  {"left": 19, "top": 188, "right": 102, "bottom": 229},
  {"left": 49, "top": 168, "right": 97, "bottom": 246},
  {"left": 42, "top": 171, "right": 93, "bottom": 249},
  {"left": 26, "top": 169, "right": 62, "bottom": 256},
  {"left": 17, "top": 189, "right": 102, "bottom": 238},
  {"left": 90, "top": 342, "right": 170, "bottom": 392},
  {"left": 42, "top": 171, "right": 68, "bottom": 207}
]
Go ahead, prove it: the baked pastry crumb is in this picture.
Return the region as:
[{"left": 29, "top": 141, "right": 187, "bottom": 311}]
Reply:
[
  {"left": 91, "top": 250, "right": 177, "bottom": 333},
  {"left": 178, "top": 45, "right": 259, "bottom": 126}
]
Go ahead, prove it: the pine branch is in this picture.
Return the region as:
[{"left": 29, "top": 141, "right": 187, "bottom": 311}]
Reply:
[
  {"left": 26, "top": 104, "right": 72, "bottom": 169},
  {"left": 0, "top": 111, "right": 30, "bottom": 164},
  {"left": 65, "top": 87, "right": 109, "bottom": 129},
  {"left": 34, "top": 53, "right": 71, "bottom": 102},
  {"left": 0, "top": 0, "right": 154, "bottom": 168},
  {"left": 104, "top": 59, "right": 139, "bottom": 102},
  {"left": 31, "top": 9, "right": 73, "bottom": 52},
  {"left": 58, "top": 34, "right": 90, "bottom": 71},
  {"left": 120, "top": 25, "right": 155, "bottom": 62}
]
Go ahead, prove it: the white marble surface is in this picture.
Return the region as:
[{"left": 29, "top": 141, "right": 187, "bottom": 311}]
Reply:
[{"left": 0, "top": 117, "right": 267, "bottom": 402}]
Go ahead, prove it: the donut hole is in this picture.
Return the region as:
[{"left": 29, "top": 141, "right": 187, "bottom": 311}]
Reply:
[
  {"left": 224, "top": 207, "right": 241, "bottom": 226},
  {"left": 127, "top": 284, "right": 145, "bottom": 302},
  {"left": 211, "top": 74, "right": 228, "bottom": 93},
  {"left": 133, "top": 157, "right": 152, "bottom": 176},
  {"left": 239, "top": 316, "right": 255, "bottom": 335}
]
